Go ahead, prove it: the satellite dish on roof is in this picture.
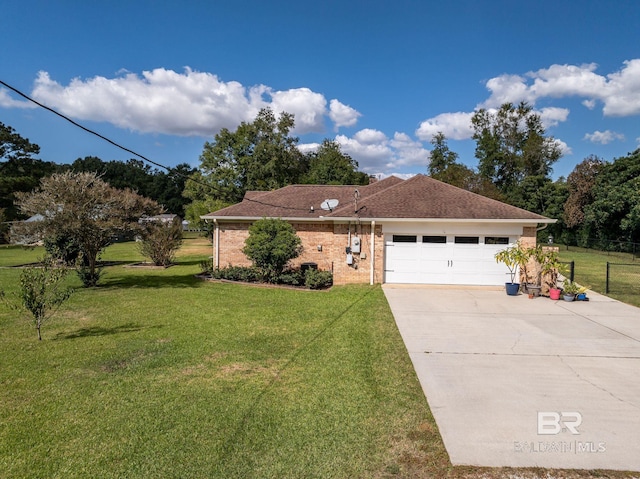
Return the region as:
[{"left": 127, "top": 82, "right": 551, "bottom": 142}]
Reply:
[{"left": 320, "top": 199, "right": 339, "bottom": 211}]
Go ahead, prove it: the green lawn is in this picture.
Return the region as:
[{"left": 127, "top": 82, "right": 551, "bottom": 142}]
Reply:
[
  {"left": 558, "top": 245, "right": 640, "bottom": 308},
  {"left": 0, "top": 239, "right": 447, "bottom": 479},
  {"left": 2, "top": 239, "right": 637, "bottom": 478}
]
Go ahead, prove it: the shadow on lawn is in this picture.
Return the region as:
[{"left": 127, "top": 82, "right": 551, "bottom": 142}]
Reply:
[
  {"left": 55, "top": 322, "right": 153, "bottom": 340},
  {"left": 99, "top": 272, "right": 202, "bottom": 289}
]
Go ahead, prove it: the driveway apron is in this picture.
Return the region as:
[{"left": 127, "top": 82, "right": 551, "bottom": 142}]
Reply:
[{"left": 383, "top": 285, "right": 640, "bottom": 471}]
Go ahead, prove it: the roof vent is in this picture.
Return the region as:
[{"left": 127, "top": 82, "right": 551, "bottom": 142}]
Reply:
[{"left": 320, "top": 199, "right": 339, "bottom": 211}]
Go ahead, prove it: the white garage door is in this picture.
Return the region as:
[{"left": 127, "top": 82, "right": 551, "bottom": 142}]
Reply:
[{"left": 384, "top": 234, "right": 514, "bottom": 285}]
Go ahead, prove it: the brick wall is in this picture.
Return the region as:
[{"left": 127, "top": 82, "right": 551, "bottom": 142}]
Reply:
[{"left": 216, "top": 221, "right": 384, "bottom": 284}]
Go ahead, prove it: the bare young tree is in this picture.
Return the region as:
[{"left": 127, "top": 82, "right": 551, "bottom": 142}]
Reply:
[{"left": 1, "top": 257, "right": 73, "bottom": 340}]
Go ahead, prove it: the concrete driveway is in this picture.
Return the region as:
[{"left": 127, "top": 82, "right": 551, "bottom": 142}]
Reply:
[{"left": 383, "top": 285, "right": 640, "bottom": 471}]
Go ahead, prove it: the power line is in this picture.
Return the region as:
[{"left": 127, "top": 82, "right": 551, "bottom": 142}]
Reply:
[
  {"left": 1, "top": 79, "right": 171, "bottom": 173},
  {"left": 0, "top": 79, "right": 312, "bottom": 213}
]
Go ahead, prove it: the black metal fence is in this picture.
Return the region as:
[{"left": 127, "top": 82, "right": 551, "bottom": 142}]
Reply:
[
  {"left": 606, "top": 262, "right": 640, "bottom": 295},
  {"left": 559, "top": 239, "right": 639, "bottom": 260},
  {"left": 559, "top": 260, "right": 575, "bottom": 282}
]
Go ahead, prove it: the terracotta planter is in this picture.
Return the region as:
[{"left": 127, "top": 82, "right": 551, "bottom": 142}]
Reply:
[{"left": 549, "top": 288, "right": 562, "bottom": 300}]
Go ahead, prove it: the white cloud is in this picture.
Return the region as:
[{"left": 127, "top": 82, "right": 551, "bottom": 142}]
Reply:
[
  {"left": 601, "top": 59, "right": 640, "bottom": 116},
  {"left": 415, "top": 112, "right": 475, "bottom": 141},
  {"left": 353, "top": 128, "right": 388, "bottom": 144},
  {"left": 297, "top": 142, "right": 320, "bottom": 154},
  {"left": 0, "top": 89, "right": 35, "bottom": 109},
  {"left": 389, "top": 132, "right": 430, "bottom": 167},
  {"left": 554, "top": 138, "right": 573, "bottom": 156},
  {"left": 481, "top": 60, "right": 640, "bottom": 116},
  {"left": 269, "top": 87, "right": 327, "bottom": 134},
  {"left": 329, "top": 99, "right": 361, "bottom": 129},
  {"left": 336, "top": 129, "right": 429, "bottom": 172},
  {"left": 19, "top": 68, "right": 358, "bottom": 137},
  {"left": 374, "top": 172, "right": 416, "bottom": 180},
  {"left": 481, "top": 74, "right": 536, "bottom": 108},
  {"left": 538, "top": 107, "right": 570, "bottom": 128},
  {"left": 529, "top": 63, "right": 605, "bottom": 99},
  {"left": 583, "top": 130, "right": 625, "bottom": 144}
]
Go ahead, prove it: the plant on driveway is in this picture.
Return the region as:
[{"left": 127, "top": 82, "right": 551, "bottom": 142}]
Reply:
[{"left": 495, "top": 242, "right": 531, "bottom": 285}]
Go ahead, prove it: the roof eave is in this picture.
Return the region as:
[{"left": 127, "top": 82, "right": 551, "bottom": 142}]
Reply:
[{"left": 202, "top": 214, "right": 557, "bottom": 224}]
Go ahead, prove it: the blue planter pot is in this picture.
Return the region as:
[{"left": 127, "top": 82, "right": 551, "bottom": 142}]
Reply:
[{"left": 505, "top": 283, "right": 520, "bottom": 296}]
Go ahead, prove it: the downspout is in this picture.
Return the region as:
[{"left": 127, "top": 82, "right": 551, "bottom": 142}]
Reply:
[
  {"left": 214, "top": 219, "right": 220, "bottom": 268},
  {"left": 370, "top": 220, "right": 375, "bottom": 285},
  {"left": 536, "top": 224, "right": 548, "bottom": 232}
]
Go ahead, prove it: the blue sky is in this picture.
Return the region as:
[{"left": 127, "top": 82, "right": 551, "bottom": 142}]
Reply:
[{"left": 2, "top": 0, "right": 640, "bottom": 180}]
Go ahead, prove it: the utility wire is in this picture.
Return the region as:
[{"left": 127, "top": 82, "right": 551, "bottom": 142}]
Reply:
[{"left": 0, "top": 79, "right": 312, "bottom": 212}]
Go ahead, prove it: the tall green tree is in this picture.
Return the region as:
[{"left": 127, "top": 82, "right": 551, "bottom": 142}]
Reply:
[
  {"left": 16, "top": 172, "right": 159, "bottom": 286},
  {"left": 302, "top": 139, "right": 368, "bottom": 185},
  {"left": 150, "top": 163, "right": 197, "bottom": 217},
  {"left": 193, "top": 108, "right": 305, "bottom": 204},
  {"left": 0, "top": 121, "right": 40, "bottom": 167},
  {"left": 71, "top": 157, "right": 194, "bottom": 216},
  {"left": 564, "top": 155, "right": 605, "bottom": 229},
  {"left": 427, "top": 132, "right": 475, "bottom": 189},
  {"left": 427, "top": 132, "right": 503, "bottom": 200},
  {"left": 0, "top": 122, "right": 60, "bottom": 223},
  {"left": 471, "top": 102, "right": 562, "bottom": 199},
  {"left": 508, "top": 175, "right": 569, "bottom": 241},
  {"left": 582, "top": 149, "right": 640, "bottom": 248}
]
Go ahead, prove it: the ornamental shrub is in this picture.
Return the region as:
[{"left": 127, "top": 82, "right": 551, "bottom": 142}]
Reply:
[
  {"left": 242, "top": 218, "right": 302, "bottom": 283},
  {"left": 304, "top": 269, "right": 333, "bottom": 289}
]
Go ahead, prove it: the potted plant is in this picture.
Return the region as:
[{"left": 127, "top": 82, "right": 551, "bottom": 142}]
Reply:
[
  {"left": 576, "top": 285, "right": 590, "bottom": 301},
  {"left": 562, "top": 280, "right": 580, "bottom": 301},
  {"left": 495, "top": 242, "right": 530, "bottom": 296},
  {"left": 538, "top": 248, "right": 562, "bottom": 300}
]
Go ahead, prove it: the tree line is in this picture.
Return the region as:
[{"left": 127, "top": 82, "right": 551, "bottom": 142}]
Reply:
[
  {"left": 1, "top": 111, "right": 368, "bottom": 236},
  {"left": 2, "top": 103, "right": 639, "bottom": 251},
  {"left": 427, "top": 102, "right": 639, "bottom": 250}
]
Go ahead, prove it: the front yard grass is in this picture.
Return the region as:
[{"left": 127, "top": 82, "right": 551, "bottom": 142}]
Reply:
[
  {"left": 1, "top": 238, "right": 637, "bottom": 478},
  {"left": 0, "top": 239, "right": 447, "bottom": 478}
]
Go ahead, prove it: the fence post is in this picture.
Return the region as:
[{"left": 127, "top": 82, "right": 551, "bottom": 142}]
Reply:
[
  {"left": 569, "top": 261, "right": 574, "bottom": 282},
  {"left": 605, "top": 262, "right": 610, "bottom": 294}
]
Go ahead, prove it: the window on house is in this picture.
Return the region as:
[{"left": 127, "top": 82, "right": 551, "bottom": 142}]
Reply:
[
  {"left": 454, "top": 236, "right": 479, "bottom": 244},
  {"left": 422, "top": 235, "right": 447, "bottom": 243},
  {"left": 392, "top": 235, "right": 417, "bottom": 243},
  {"left": 485, "top": 236, "right": 509, "bottom": 245}
]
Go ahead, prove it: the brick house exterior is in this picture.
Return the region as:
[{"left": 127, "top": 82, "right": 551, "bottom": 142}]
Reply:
[{"left": 202, "top": 175, "right": 554, "bottom": 285}]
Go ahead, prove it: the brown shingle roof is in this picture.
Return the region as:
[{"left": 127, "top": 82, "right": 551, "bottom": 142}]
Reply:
[
  {"left": 328, "top": 175, "right": 549, "bottom": 220},
  {"left": 203, "top": 174, "right": 552, "bottom": 222},
  {"left": 205, "top": 176, "right": 403, "bottom": 219}
]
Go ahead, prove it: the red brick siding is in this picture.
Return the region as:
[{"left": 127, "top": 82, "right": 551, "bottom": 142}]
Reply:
[{"left": 216, "top": 221, "right": 383, "bottom": 284}]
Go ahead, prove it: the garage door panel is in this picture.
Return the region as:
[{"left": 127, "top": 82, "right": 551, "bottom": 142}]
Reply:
[{"left": 384, "top": 234, "right": 514, "bottom": 285}]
